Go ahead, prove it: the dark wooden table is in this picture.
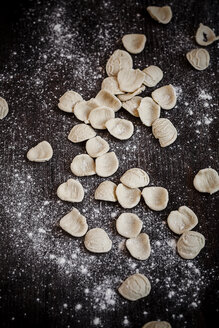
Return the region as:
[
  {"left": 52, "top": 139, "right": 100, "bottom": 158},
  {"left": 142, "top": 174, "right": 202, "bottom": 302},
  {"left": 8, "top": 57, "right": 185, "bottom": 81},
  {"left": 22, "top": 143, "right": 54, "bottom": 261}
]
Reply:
[{"left": 0, "top": 0, "right": 218, "bottom": 327}]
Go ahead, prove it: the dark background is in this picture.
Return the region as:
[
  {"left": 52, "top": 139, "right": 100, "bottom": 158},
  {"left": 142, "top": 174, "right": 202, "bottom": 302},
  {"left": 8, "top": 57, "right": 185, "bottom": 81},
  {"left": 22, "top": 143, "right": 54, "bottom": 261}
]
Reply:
[{"left": 0, "top": 0, "right": 218, "bottom": 327}]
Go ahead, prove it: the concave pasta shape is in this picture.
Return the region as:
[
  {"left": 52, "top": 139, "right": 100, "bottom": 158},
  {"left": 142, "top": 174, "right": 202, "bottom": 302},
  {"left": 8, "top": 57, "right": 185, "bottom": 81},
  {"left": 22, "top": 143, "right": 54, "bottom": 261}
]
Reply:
[
  {"left": 138, "top": 97, "right": 160, "bottom": 126},
  {"left": 118, "top": 85, "right": 146, "bottom": 102},
  {"left": 106, "top": 49, "right": 133, "bottom": 77},
  {"left": 86, "top": 136, "right": 109, "bottom": 158},
  {"left": 122, "top": 34, "right": 147, "bottom": 54},
  {"left": 84, "top": 228, "right": 112, "bottom": 253},
  {"left": 105, "top": 118, "right": 134, "bottom": 140},
  {"left": 126, "top": 233, "right": 151, "bottom": 260},
  {"left": 68, "top": 124, "right": 96, "bottom": 143},
  {"left": 59, "top": 208, "right": 88, "bottom": 237},
  {"left": 118, "top": 273, "right": 151, "bottom": 301},
  {"left": 151, "top": 84, "right": 176, "bottom": 110},
  {"left": 0, "top": 97, "right": 9, "bottom": 119},
  {"left": 116, "top": 213, "right": 143, "bottom": 238},
  {"left": 70, "top": 154, "right": 96, "bottom": 177},
  {"left": 116, "top": 183, "right": 141, "bottom": 209},
  {"left": 95, "top": 152, "right": 119, "bottom": 177},
  {"left": 120, "top": 168, "right": 149, "bottom": 188},
  {"left": 88, "top": 106, "right": 115, "bottom": 129},
  {"left": 27, "top": 141, "right": 53, "bottom": 162},
  {"left": 101, "top": 76, "right": 124, "bottom": 95},
  {"left": 193, "top": 168, "right": 219, "bottom": 194},
  {"left": 142, "top": 65, "right": 163, "bottom": 87},
  {"left": 95, "top": 90, "right": 121, "bottom": 112},
  {"left": 152, "top": 118, "right": 177, "bottom": 147},
  {"left": 95, "top": 181, "right": 117, "bottom": 202},
  {"left": 142, "top": 321, "right": 172, "bottom": 328},
  {"left": 177, "top": 231, "right": 205, "bottom": 259},
  {"left": 57, "top": 179, "right": 84, "bottom": 203},
  {"left": 195, "top": 23, "right": 219, "bottom": 46},
  {"left": 167, "top": 206, "right": 198, "bottom": 234},
  {"left": 147, "top": 6, "right": 172, "bottom": 24},
  {"left": 74, "top": 98, "right": 99, "bottom": 123},
  {"left": 186, "top": 48, "right": 210, "bottom": 71},
  {"left": 142, "top": 186, "right": 169, "bottom": 211},
  {"left": 58, "top": 90, "right": 83, "bottom": 113},
  {"left": 118, "top": 68, "right": 145, "bottom": 93},
  {"left": 122, "top": 96, "right": 142, "bottom": 117}
]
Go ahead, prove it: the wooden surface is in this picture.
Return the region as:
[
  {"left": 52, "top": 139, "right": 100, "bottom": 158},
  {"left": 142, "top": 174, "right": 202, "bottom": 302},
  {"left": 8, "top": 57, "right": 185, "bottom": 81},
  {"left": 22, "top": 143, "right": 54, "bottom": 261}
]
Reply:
[{"left": 0, "top": 0, "right": 218, "bottom": 327}]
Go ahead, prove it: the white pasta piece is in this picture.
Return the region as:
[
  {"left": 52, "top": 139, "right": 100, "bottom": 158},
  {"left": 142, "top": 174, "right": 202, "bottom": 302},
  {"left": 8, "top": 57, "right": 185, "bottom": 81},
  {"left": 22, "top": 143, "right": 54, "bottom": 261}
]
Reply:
[
  {"left": 186, "top": 48, "right": 210, "bottom": 71},
  {"left": 167, "top": 206, "right": 198, "bottom": 235},
  {"left": 27, "top": 141, "right": 53, "bottom": 162},
  {"left": 151, "top": 84, "right": 176, "bottom": 110},
  {"left": 58, "top": 90, "right": 83, "bottom": 113},
  {"left": 193, "top": 168, "right": 219, "bottom": 194},
  {"left": 84, "top": 228, "right": 112, "bottom": 253},
  {"left": 142, "top": 187, "right": 169, "bottom": 211},
  {"left": 118, "top": 273, "right": 151, "bottom": 301},
  {"left": 95, "top": 152, "right": 119, "bottom": 177},
  {"left": 122, "top": 96, "right": 142, "bottom": 117},
  {"left": 95, "top": 90, "right": 122, "bottom": 112},
  {"left": 59, "top": 208, "right": 88, "bottom": 237},
  {"left": 116, "top": 213, "right": 143, "bottom": 238},
  {"left": 120, "top": 168, "right": 149, "bottom": 188},
  {"left": 118, "top": 68, "right": 145, "bottom": 93},
  {"left": 105, "top": 118, "right": 134, "bottom": 140},
  {"left": 147, "top": 6, "right": 172, "bottom": 24},
  {"left": 57, "top": 179, "right": 84, "bottom": 203},
  {"left": 116, "top": 183, "right": 141, "bottom": 209},
  {"left": 138, "top": 97, "right": 160, "bottom": 127},
  {"left": 85, "top": 136, "right": 109, "bottom": 158},
  {"left": 74, "top": 98, "right": 99, "bottom": 123},
  {"left": 142, "top": 65, "right": 163, "bottom": 87},
  {"left": 142, "top": 321, "right": 172, "bottom": 328},
  {"left": 122, "top": 34, "right": 147, "bottom": 54},
  {"left": 68, "top": 124, "right": 96, "bottom": 143},
  {"left": 70, "top": 154, "right": 96, "bottom": 177},
  {"left": 177, "top": 231, "right": 205, "bottom": 259},
  {"left": 152, "top": 118, "right": 177, "bottom": 147},
  {"left": 106, "top": 49, "right": 133, "bottom": 77},
  {"left": 118, "top": 85, "right": 146, "bottom": 102},
  {"left": 88, "top": 106, "right": 115, "bottom": 130},
  {"left": 0, "top": 97, "right": 9, "bottom": 119},
  {"left": 126, "top": 233, "right": 151, "bottom": 260},
  {"left": 101, "top": 76, "right": 124, "bottom": 95},
  {"left": 95, "top": 181, "right": 117, "bottom": 202},
  {"left": 195, "top": 23, "right": 219, "bottom": 46}
]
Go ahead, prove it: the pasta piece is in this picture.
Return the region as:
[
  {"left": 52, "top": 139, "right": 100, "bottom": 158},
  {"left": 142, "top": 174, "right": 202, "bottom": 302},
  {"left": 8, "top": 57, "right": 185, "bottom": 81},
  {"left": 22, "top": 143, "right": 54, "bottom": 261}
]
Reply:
[
  {"left": 118, "top": 68, "right": 145, "bottom": 93},
  {"left": 101, "top": 76, "right": 124, "bottom": 95},
  {"left": 105, "top": 118, "right": 134, "bottom": 140},
  {"left": 106, "top": 49, "right": 133, "bottom": 77},
  {"left": 70, "top": 154, "right": 95, "bottom": 177},
  {"left": 120, "top": 168, "right": 149, "bottom": 188},
  {"left": 95, "top": 90, "right": 121, "bottom": 112},
  {"left": 147, "top": 6, "right": 172, "bottom": 24},
  {"left": 57, "top": 179, "right": 84, "bottom": 202},
  {"left": 167, "top": 206, "right": 198, "bottom": 234},
  {"left": 122, "top": 34, "right": 147, "bottom": 54},
  {"left": 195, "top": 23, "right": 219, "bottom": 46},
  {"left": 142, "top": 65, "right": 163, "bottom": 87},
  {"left": 193, "top": 168, "right": 219, "bottom": 194},
  {"left": 142, "top": 187, "right": 169, "bottom": 211},
  {"left": 95, "top": 152, "right": 119, "bottom": 177},
  {"left": 118, "top": 273, "right": 151, "bottom": 301},
  {"left": 116, "top": 183, "right": 141, "bottom": 209},
  {"left": 86, "top": 136, "right": 109, "bottom": 158},
  {"left": 116, "top": 213, "right": 143, "bottom": 238},
  {"left": 177, "top": 231, "right": 205, "bottom": 259},
  {"left": 0, "top": 97, "right": 9, "bottom": 119},
  {"left": 59, "top": 208, "right": 88, "bottom": 237},
  {"left": 142, "top": 321, "right": 172, "bottom": 328},
  {"left": 186, "top": 49, "right": 210, "bottom": 70},
  {"left": 151, "top": 84, "right": 176, "bottom": 110},
  {"left": 126, "top": 233, "right": 151, "bottom": 260},
  {"left": 117, "top": 85, "right": 146, "bottom": 102},
  {"left": 74, "top": 98, "right": 99, "bottom": 123},
  {"left": 27, "top": 141, "right": 53, "bottom": 162},
  {"left": 89, "top": 106, "right": 115, "bottom": 129},
  {"left": 152, "top": 118, "right": 177, "bottom": 147},
  {"left": 84, "top": 228, "right": 112, "bottom": 253},
  {"left": 122, "top": 96, "right": 142, "bottom": 117},
  {"left": 138, "top": 97, "right": 160, "bottom": 126},
  {"left": 95, "top": 181, "right": 117, "bottom": 202},
  {"left": 58, "top": 90, "right": 83, "bottom": 113},
  {"left": 68, "top": 124, "right": 96, "bottom": 143}
]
